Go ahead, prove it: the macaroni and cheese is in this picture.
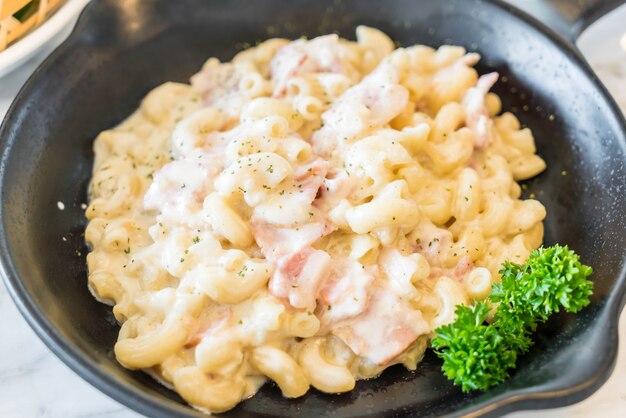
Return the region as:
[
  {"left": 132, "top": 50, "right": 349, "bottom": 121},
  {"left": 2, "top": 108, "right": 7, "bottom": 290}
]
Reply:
[{"left": 85, "top": 27, "right": 546, "bottom": 413}]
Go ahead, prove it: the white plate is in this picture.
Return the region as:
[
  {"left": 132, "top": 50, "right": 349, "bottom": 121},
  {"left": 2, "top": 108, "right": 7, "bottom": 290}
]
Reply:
[{"left": 0, "top": 0, "right": 89, "bottom": 79}]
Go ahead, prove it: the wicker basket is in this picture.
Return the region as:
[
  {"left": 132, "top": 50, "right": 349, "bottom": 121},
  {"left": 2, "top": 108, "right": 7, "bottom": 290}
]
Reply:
[{"left": 0, "top": 0, "right": 62, "bottom": 52}]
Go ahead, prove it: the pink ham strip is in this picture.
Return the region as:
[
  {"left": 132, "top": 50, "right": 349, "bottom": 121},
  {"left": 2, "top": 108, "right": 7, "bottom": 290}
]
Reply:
[
  {"left": 311, "top": 61, "right": 408, "bottom": 157},
  {"left": 270, "top": 35, "right": 350, "bottom": 97},
  {"left": 268, "top": 246, "right": 332, "bottom": 311},
  {"left": 314, "top": 170, "right": 357, "bottom": 214},
  {"left": 270, "top": 43, "right": 309, "bottom": 97},
  {"left": 316, "top": 259, "right": 375, "bottom": 333},
  {"left": 293, "top": 158, "right": 330, "bottom": 205},
  {"left": 333, "top": 284, "right": 430, "bottom": 365},
  {"left": 184, "top": 307, "right": 231, "bottom": 348},
  {"left": 454, "top": 256, "right": 474, "bottom": 280},
  {"left": 251, "top": 158, "right": 334, "bottom": 258},
  {"left": 190, "top": 62, "right": 248, "bottom": 122},
  {"left": 463, "top": 72, "right": 499, "bottom": 149},
  {"left": 191, "top": 62, "right": 239, "bottom": 103},
  {"left": 250, "top": 220, "right": 336, "bottom": 260}
]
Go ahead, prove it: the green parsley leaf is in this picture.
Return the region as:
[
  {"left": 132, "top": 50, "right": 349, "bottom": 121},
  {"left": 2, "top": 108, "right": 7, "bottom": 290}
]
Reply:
[{"left": 433, "top": 244, "right": 593, "bottom": 392}]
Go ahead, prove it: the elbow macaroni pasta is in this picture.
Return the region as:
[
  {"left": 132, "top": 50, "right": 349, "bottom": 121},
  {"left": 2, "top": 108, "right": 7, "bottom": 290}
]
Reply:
[{"left": 86, "top": 27, "right": 547, "bottom": 413}]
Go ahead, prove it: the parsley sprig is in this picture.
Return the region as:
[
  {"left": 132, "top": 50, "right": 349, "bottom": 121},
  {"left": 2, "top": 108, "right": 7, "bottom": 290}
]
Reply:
[{"left": 431, "top": 245, "right": 593, "bottom": 392}]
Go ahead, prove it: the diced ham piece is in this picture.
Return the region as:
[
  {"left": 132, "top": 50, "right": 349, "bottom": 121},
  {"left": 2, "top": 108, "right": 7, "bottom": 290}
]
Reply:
[
  {"left": 250, "top": 158, "right": 335, "bottom": 255},
  {"left": 191, "top": 61, "right": 237, "bottom": 97},
  {"left": 316, "top": 259, "right": 375, "bottom": 330},
  {"left": 314, "top": 169, "right": 358, "bottom": 213},
  {"left": 463, "top": 72, "right": 499, "bottom": 149},
  {"left": 312, "top": 61, "right": 409, "bottom": 157},
  {"left": 270, "top": 42, "right": 310, "bottom": 97},
  {"left": 252, "top": 157, "right": 331, "bottom": 228},
  {"left": 333, "top": 284, "right": 430, "bottom": 365},
  {"left": 270, "top": 35, "right": 357, "bottom": 97},
  {"left": 250, "top": 220, "right": 336, "bottom": 259},
  {"left": 184, "top": 306, "right": 231, "bottom": 348},
  {"left": 269, "top": 246, "right": 332, "bottom": 311},
  {"left": 293, "top": 158, "right": 330, "bottom": 205},
  {"left": 454, "top": 256, "right": 474, "bottom": 280},
  {"left": 190, "top": 60, "right": 247, "bottom": 122}
]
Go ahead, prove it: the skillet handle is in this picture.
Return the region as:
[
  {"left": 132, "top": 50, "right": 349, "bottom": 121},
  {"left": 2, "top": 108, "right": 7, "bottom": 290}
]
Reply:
[{"left": 508, "top": 0, "right": 626, "bottom": 43}]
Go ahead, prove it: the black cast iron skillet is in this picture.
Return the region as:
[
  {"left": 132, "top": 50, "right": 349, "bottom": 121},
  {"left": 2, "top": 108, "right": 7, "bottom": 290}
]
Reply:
[{"left": 1, "top": 0, "right": 625, "bottom": 417}]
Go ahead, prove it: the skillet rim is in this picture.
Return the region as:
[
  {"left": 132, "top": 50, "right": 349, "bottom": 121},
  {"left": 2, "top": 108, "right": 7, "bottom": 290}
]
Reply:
[{"left": 0, "top": 0, "right": 625, "bottom": 417}]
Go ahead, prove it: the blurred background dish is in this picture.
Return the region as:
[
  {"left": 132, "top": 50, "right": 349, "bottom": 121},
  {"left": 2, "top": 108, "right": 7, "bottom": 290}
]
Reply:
[
  {"left": 0, "top": 0, "right": 88, "bottom": 78},
  {"left": 1, "top": 0, "right": 63, "bottom": 52}
]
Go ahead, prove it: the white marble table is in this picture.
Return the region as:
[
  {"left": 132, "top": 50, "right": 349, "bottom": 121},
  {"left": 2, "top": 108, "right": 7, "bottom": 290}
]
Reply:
[{"left": 0, "top": 6, "right": 625, "bottom": 418}]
